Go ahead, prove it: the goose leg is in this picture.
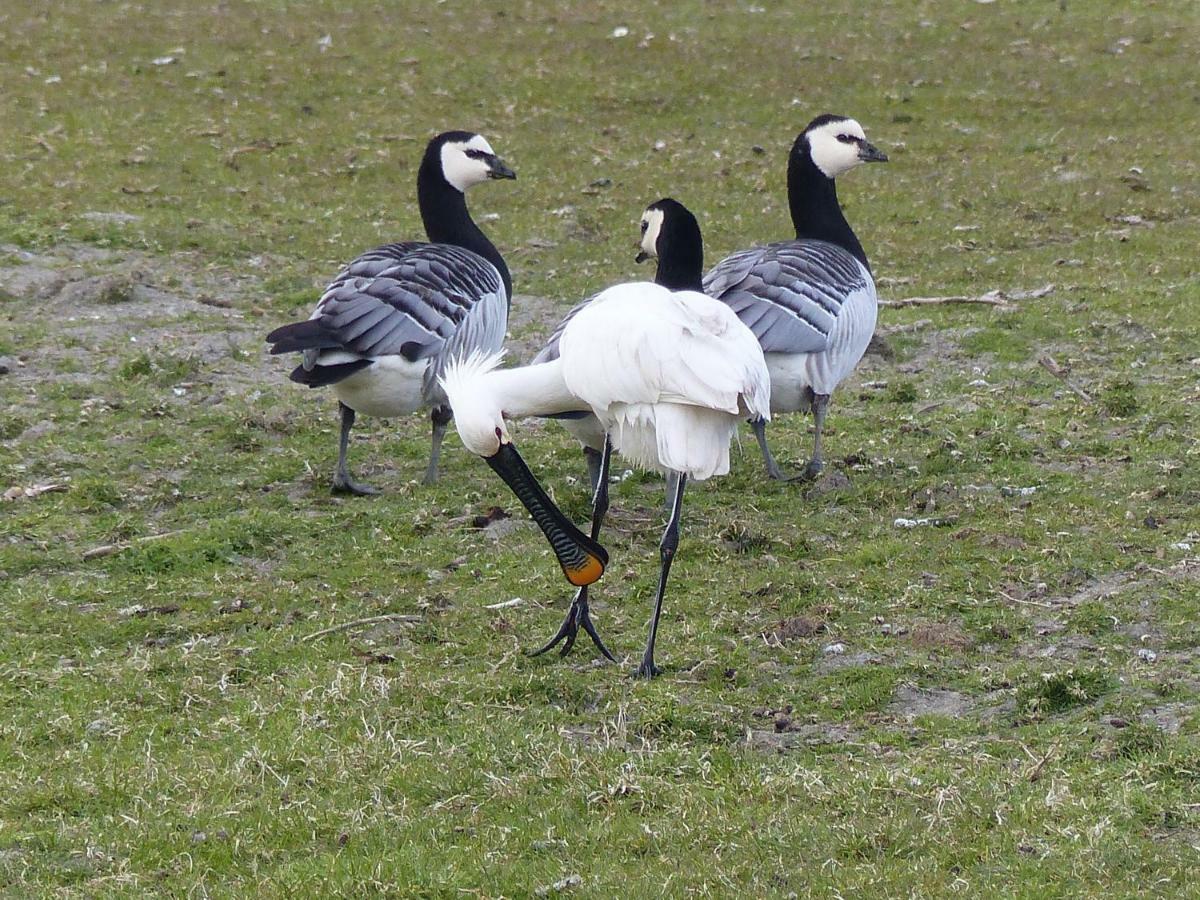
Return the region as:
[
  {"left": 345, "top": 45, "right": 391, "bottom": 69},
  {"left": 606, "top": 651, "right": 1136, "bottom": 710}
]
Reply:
[
  {"left": 332, "top": 402, "right": 380, "bottom": 496},
  {"left": 530, "top": 437, "right": 616, "bottom": 661},
  {"left": 583, "top": 446, "right": 603, "bottom": 495},
  {"left": 637, "top": 472, "right": 686, "bottom": 679},
  {"left": 750, "top": 417, "right": 785, "bottom": 481},
  {"left": 798, "top": 393, "right": 830, "bottom": 482},
  {"left": 423, "top": 405, "right": 452, "bottom": 485}
]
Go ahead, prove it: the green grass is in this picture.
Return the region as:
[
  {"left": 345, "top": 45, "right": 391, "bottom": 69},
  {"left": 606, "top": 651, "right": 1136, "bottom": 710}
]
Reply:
[{"left": 2, "top": 0, "right": 1200, "bottom": 895}]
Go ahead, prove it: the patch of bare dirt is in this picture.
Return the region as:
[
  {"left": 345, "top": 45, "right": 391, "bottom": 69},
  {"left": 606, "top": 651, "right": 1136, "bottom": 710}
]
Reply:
[
  {"left": 0, "top": 242, "right": 274, "bottom": 395},
  {"left": 908, "top": 621, "right": 974, "bottom": 652},
  {"left": 743, "top": 722, "right": 857, "bottom": 752},
  {"left": 1140, "top": 702, "right": 1192, "bottom": 735},
  {"left": 814, "top": 649, "right": 882, "bottom": 675},
  {"left": 887, "top": 685, "right": 975, "bottom": 718},
  {"left": 1047, "top": 558, "right": 1199, "bottom": 608},
  {"left": 763, "top": 616, "right": 827, "bottom": 644},
  {"left": 506, "top": 292, "right": 573, "bottom": 361}
]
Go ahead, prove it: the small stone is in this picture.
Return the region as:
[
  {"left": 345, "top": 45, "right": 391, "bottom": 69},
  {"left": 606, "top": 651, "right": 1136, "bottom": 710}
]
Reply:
[
  {"left": 822, "top": 642, "right": 846, "bottom": 655},
  {"left": 1137, "top": 648, "right": 1157, "bottom": 663},
  {"left": 0, "top": 356, "right": 15, "bottom": 375},
  {"left": 535, "top": 874, "right": 582, "bottom": 896}
]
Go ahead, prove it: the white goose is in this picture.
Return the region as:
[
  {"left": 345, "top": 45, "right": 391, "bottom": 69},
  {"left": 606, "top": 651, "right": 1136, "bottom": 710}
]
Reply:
[
  {"left": 442, "top": 199, "right": 769, "bottom": 678},
  {"left": 704, "top": 113, "right": 888, "bottom": 480},
  {"left": 266, "top": 130, "right": 516, "bottom": 493}
]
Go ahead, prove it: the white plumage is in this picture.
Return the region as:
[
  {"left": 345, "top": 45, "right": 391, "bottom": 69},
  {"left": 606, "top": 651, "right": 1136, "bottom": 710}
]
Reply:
[
  {"left": 443, "top": 282, "right": 769, "bottom": 475},
  {"left": 443, "top": 198, "right": 768, "bottom": 677},
  {"left": 559, "top": 283, "right": 770, "bottom": 480}
]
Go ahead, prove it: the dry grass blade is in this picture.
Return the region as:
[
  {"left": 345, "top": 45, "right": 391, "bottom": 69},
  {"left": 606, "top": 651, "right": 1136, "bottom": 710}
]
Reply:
[
  {"left": 299, "top": 614, "right": 422, "bottom": 642},
  {"left": 1038, "top": 355, "right": 1093, "bottom": 402}
]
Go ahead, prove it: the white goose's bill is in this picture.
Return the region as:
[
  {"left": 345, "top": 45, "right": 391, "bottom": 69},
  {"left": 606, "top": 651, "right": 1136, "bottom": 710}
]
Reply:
[
  {"left": 441, "top": 134, "right": 516, "bottom": 191},
  {"left": 806, "top": 118, "right": 887, "bottom": 177},
  {"left": 635, "top": 207, "right": 665, "bottom": 263}
]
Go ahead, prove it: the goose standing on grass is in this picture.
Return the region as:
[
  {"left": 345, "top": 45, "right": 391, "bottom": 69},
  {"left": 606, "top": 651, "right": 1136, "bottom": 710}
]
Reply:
[
  {"left": 441, "top": 199, "right": 770, "bottom": 678},
  {"left": 266, "top": 131, "right": 516, "bottom": 493},
  {"left": 704, "top": 114, "right": 888, "bottom": 481}
]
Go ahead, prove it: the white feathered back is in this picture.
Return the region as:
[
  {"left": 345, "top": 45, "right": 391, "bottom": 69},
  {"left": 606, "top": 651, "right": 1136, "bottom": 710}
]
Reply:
[{"left": 559, "top": 282, "right": 769, "bottom": 479}]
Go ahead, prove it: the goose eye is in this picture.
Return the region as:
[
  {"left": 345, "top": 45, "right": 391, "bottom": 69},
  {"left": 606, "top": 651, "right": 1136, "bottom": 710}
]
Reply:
[
  {"left": 836, "top": 134, "right": 856, "bottom": 144},
  {"left": 465, "top": 149, "right": 488, "bottom": 160},
  {"left": 494, "top": 426, "right": 503, "bottom": 440},
  {"left": 640, "top": 220, "right": 649, "bottom": 233}
]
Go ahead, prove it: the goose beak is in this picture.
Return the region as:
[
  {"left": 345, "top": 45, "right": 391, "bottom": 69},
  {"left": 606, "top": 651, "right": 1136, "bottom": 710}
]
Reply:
[
  {"left": 484, "top": 442, "right": 607, "bottom": 586},
  {"left": 858, "top": 141, "right": 888, "bottom": 164},
  {"left": 635, "top": 251, "right": 653, "bottom": 264},
  {"left": 487, "top": 155, "right": 517, "bottom": 180}
]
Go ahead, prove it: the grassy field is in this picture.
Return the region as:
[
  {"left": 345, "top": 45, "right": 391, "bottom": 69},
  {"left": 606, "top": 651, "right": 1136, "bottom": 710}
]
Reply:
[{"left": 2, "top": 0, "right": 1199, "bottom": 895}]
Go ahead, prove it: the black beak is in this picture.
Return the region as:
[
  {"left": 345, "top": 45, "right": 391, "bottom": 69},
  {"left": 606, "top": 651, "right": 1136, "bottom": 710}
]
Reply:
[
  {"left": 635, "top": 251, "right": 653, "bottom": 264},
  {"left": 484, "top": 442, "right": 607, "bottom": 586},
  {"left": 858, "top": 141, "right": 888, "bottom": 164},
  {"left": 487, "top": 155, "right": 517, "bottom": 180}
]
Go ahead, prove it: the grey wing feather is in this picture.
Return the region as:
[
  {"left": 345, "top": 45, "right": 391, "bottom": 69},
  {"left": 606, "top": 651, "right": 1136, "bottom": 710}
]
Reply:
[
  {"left": 310, "top": 243, "right": 506, "bottom": 364},
  {"left": 531, "top": 294, "right": 599, "bottom": 365},
  {"left": 703, "top": 240, "right": 871, "bottom": 354}
]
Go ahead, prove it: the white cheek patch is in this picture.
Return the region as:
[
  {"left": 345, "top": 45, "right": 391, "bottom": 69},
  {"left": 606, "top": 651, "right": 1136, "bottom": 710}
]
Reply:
[
  {"left": 441, "top": 138, "right": 493, "bottom": 192},
  {"left": 641, "top": 208, "right": 665, "bottom": 258},
  {"left": 807, "top": 120, "right": 867, "bottom": 178}
]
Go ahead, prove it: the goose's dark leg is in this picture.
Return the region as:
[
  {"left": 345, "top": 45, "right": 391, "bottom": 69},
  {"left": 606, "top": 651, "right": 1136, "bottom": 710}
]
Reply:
[
  {"left": 332, "top": 402, "right": 379, "bottom": 496},
  {"left": 637, "top": 472, "right": 686, "bottom": 679},
  {"left": 530, "top": 436, "right": 616, "bottom": 662},
  {"left": 423, "top": 405, "right": 452, "bottom": 485},
  {"left": 750, "top": 417, "right": 786, "bottom": 481},
  {"left": 798, "top": 393, "right": 830, "bottom": 482},
  {"left": 583, "top": 446, "right": 603, "bottom": 495}
]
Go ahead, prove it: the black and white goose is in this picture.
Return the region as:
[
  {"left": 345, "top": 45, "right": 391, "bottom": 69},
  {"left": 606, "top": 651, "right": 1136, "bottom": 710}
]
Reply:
[
  {"left": 705, "top": 114, "right": 887, "bottom": 480},
  {"left": 266, "top": 130, "right": 516, "bottom": 493}
]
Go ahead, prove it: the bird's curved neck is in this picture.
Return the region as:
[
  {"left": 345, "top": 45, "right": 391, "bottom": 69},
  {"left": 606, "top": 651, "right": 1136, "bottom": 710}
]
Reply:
[
  {"left": 787, "top": 149, "right": 869, "bottom": 271},
  {"left": 490, "top": 360, "right": 584, "bottom": 419},
  {"left": 417, "top": 165, "right": 513, "bottom": 301}
]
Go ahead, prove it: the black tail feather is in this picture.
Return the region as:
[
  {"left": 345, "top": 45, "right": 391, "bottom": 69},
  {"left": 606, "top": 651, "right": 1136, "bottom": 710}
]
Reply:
[
  {"left": 289, "top": 359, "right": 373, "bottom": 387},
  {"left": 266, "top": 319, "right": 340, "bottom": 355}
]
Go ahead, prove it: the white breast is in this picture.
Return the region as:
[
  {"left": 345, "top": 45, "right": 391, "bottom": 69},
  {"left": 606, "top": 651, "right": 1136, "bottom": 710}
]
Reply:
[{"left": 332, "top": 355, "right": 430, "bottom": 418}]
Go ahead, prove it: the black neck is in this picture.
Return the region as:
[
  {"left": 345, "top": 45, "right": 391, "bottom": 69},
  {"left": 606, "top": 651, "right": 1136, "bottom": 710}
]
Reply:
[
  {"left": 653, "top": 212, "right": 705, "bottom": 292},
  {"left": 417, "top": 162, "right": 513, "bottom": 303},
  {"left": 787, "top": 142, "right": 869, "bottom": 271},
  {"left": 654, "top": 249, "right": 704, "bottom": 292}
]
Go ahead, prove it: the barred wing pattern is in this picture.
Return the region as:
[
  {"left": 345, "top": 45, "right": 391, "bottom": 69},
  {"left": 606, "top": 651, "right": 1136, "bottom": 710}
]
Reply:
[
  {"left": 702, "top": 239, "right": 871, "bottom": 355},
  {"left": 301, "top": 242, "right": 507, "bottom": 376}
]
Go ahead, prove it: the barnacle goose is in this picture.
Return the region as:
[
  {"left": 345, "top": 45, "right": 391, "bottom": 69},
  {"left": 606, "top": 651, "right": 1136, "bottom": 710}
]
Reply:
[
  {"left": 266, "top": 131, "right": 516, "bottom": 493},
  {"left": 441, "top": 199, "right": 769, "bottom": 678},
  {"left": 704, "top": 113, "right": 888, "bottom": 480}
]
